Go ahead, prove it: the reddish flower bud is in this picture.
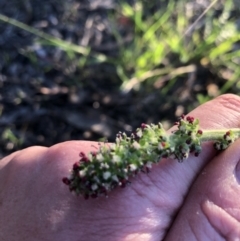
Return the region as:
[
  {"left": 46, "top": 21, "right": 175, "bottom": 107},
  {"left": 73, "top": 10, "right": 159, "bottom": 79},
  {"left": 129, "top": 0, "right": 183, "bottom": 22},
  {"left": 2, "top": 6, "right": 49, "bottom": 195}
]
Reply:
[
  {"left": 226, "top": 131, "right": 231, "bottom": 136},
  {"left": 197, "top": 130, "right": 203, "bottom": 135},
  {"left": 180, "top": 114, "right": 185, "bottom": 119},
  {"left": 186, "top": 116, "right": 194, "bottom": 123},
  {"left": 62, "top": 177, "right": 70, "bottom": 185},
  {"left": 73, "top": 162, "right": 80, "bottom": 170},
  {"left": 80, "top": 156, "right": 89, "bottom": 162},
  {"left": 79, "top": 152, "right": 86, "bottom": 157}
]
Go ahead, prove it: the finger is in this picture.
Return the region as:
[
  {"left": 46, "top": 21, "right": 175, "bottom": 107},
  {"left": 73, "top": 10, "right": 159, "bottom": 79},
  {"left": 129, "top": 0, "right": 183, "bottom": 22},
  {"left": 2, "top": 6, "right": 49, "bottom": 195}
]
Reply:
[
  {"left": 0, "top": 146, "right": 47, "bottom": 192},
  {"left": 0, "top": 150, "right": 21, "bottom": 168},
  {"left": 164, "top": 138, "right": 240, "bottom": 240}
]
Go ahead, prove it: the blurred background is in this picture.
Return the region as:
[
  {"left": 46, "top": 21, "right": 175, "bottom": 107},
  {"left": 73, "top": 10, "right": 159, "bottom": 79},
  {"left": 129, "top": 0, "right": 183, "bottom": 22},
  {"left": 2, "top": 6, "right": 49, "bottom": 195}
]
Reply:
[{"left": 0, "top": 0, "right": 240, "bottom": 158}]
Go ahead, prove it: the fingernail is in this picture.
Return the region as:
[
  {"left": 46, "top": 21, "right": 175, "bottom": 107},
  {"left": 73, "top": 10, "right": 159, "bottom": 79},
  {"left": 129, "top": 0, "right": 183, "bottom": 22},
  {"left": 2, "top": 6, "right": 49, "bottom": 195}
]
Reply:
[{"left": 235, "top": 160, "right": 240, "bottom": 184}]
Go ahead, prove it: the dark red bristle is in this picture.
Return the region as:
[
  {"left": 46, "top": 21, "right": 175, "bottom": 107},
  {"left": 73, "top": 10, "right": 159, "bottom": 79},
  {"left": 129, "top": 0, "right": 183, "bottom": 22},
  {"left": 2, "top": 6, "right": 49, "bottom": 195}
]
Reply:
[
  {"left": 62, "top": 177, "right": 70, "bottom": 185},
  {"left": 73, "top": 162, "right": 80, "bottom": 170},
  {"left": 80, "top": 157, "right": 89, "bottom": 163},
  {"left": 79, "top": 152, "right": 86, "bottom": 157},
  {"left": 186, "top": 116, "right": 194, "bottom": 123}
]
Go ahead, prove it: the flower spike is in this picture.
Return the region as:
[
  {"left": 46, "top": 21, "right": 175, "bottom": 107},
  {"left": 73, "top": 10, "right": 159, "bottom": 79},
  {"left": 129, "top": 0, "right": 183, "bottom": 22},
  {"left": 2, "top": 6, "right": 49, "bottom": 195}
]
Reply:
[{"left": 62, "top": 116, "right": 240, "bottom": 198}]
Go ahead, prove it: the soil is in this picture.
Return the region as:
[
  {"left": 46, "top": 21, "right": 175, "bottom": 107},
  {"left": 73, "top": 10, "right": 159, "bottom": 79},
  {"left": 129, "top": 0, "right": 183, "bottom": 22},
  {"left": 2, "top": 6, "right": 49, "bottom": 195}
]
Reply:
[{"left": 0, "top": 0, "right": 235, "bottom": 158}]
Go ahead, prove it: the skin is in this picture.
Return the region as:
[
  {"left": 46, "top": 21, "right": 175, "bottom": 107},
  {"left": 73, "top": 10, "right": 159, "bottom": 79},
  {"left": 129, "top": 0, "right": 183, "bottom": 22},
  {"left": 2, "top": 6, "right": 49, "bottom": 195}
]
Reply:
[{"left": 1, "top": 94, "right": 240, "bottom": 241}]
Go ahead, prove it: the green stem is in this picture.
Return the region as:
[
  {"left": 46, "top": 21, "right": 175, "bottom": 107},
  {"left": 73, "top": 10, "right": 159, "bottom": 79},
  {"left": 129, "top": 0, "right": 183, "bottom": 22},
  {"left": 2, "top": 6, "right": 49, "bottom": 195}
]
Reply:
[{"left": 201, "top": 128, "right": 240, "bottom": 142}]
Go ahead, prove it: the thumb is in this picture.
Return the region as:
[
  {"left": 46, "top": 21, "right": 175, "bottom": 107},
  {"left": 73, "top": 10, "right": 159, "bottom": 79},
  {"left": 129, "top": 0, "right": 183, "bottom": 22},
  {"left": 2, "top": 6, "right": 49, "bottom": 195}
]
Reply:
[
  {"left": 164, "top": 137, "right": 240, "bottom": 240},
  {"left": 144, "top": 94, "right": 240, "bottom": 218}
]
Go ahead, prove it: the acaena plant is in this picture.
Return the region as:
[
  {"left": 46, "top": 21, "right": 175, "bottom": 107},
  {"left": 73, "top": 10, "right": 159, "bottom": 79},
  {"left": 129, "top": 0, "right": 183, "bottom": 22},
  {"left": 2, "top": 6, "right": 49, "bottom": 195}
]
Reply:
[{"left": 62, "top": 115, "right": 240, "bottom": 199}]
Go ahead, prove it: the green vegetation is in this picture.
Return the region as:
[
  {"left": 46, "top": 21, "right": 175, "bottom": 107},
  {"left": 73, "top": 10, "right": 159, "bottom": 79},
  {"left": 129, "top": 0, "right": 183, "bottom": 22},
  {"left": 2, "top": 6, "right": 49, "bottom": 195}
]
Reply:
[
  {"left": 1, "top": 0, "right": 240, "bottom": 101},
  {"left": 114, "top": 0, "right": 240, "bottom": 95}
]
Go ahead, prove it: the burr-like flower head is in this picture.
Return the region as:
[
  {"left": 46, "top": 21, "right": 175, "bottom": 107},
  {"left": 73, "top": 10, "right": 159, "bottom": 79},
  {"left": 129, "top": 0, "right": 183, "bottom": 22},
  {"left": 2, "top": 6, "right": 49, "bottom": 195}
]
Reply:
[
  {"left": 62, "top": 115, "right": 240, "bottom": 199},
  {"left": 62, "top": 115, "right": 204, "bottom": 198}
]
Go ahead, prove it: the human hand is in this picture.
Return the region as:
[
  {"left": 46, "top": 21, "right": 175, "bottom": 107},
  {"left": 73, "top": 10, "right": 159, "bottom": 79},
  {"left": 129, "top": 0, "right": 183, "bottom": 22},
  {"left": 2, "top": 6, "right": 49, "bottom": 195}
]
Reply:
[{"left": 1, "top": 94, "right": 240, "bottom": 241}]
